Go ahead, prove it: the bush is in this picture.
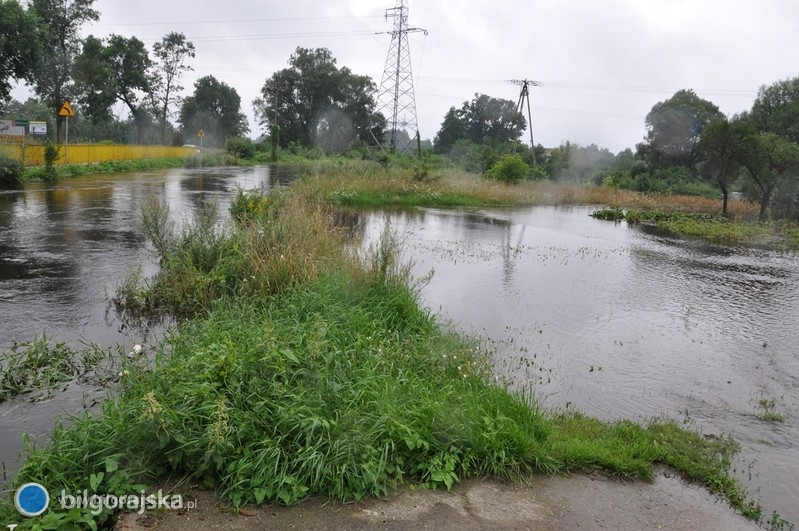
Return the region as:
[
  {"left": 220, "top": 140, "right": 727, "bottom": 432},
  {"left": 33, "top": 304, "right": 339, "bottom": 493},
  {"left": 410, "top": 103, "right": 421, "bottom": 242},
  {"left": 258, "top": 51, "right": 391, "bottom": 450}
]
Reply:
[
  {"left": 43, "top": 140, "right": 60, "bottom": 180},
  {"left": 225, "top": 136, "right": 256, "bottom": 159},
  {"left": 487, "top": 154, "right": 531, "bottom": 183},
  {"left": 0, "top": 156, "right": 23, "bottom": 185}
]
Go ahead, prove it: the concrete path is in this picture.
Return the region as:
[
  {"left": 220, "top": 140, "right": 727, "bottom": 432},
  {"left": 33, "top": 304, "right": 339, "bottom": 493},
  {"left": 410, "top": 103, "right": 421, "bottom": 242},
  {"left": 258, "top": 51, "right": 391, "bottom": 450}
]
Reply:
[{"left": 115, "top": 470, "right": 759, "bottom": 530}]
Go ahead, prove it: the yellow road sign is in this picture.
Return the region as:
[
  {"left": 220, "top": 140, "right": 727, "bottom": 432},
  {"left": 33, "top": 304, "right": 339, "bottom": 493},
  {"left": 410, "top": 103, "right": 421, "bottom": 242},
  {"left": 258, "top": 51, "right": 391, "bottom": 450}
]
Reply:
[
  {"left": 58, "top": 101, "right": 75, "bottom": 117},
  {"left": 198, "top": 129, "right": 205, "bottom": 138}
]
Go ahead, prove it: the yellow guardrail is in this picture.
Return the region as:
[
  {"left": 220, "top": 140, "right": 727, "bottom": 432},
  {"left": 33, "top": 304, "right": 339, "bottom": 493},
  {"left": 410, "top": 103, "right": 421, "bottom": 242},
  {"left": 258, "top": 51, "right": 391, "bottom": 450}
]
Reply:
[{"left": 0, "top": 143, "right": 197, "bottom": 166}]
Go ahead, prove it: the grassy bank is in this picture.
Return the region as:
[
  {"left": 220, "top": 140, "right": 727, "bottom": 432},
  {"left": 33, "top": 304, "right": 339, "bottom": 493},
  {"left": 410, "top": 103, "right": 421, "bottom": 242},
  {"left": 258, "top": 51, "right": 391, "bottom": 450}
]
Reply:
[
  {"left": 0, "top": 187, "right": 774, "bottom": 529},
  {"left": 21, "top": 158, "right": 188, "bottom": 181},
  {"left": 290, "top": 158, "right": 799, "bottom": 251}
]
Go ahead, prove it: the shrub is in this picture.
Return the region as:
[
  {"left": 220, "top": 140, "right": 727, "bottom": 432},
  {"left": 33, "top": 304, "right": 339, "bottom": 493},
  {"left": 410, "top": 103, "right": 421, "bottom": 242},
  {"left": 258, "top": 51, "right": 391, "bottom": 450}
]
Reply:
[
  {"left": 487, "top": 154, "right": 531, "bottom": 183},
  {"left": 0, "top": 156, "right": 23, "bottom": 185},
  {"left": 225, "top": 136, "right": 255, "bottom": 159},
  {"left": 43, "top": 140, "right": 60, "bottom": 180}
]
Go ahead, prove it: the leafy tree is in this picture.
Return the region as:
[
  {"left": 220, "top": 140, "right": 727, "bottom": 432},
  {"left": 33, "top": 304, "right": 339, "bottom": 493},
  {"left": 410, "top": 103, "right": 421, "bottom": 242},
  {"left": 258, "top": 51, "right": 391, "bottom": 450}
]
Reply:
[
  {"left": 0, "top": 97, "right": 51, "bottom": 121},
  {"left": 738, "top": 131, "right": 799, "bottom": 221},
  {"left": 750, "top": 77, "right": 799, "bottom": 143},
  {"left": 643, "top": 89, "right": 723, "bottom": 170},
  {"left": 432, "top": 108, "right": 466, "bottom": 154},
  {"left": 148, "top": 32, "right": 195, "bottom": 145},
  {"left": 0, "top": 0, "right": 40, "bottom": 105},
  {"left": 75, "top": 35, "right": 152, "bottom": 143},
  {"left": 433, "top": 94, "right": 525, "bottom": 153},
  {"left": 29, "top": 0, "right": 99, "bottom": 141},
  {"left": 253, "top": 47, "right": 377, "bottom": 151},
  {"left": 179, "top": 75, "right": 248, "bottom": 148},
  {"left": 698, "top": 117, "right": 747, "bottom": 216}
]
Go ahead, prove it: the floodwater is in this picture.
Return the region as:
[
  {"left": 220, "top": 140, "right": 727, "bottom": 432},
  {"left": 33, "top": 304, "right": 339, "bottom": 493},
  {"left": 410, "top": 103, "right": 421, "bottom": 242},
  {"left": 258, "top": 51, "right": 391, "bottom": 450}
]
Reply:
[
  {"left": 0, "top": 165, "right": 293, "bottom": 475},
  {"left": 356, "top": 206, "right": 799, "bottom": 526},
  {"left": 0, "top": 168, "right": 796, "bottom": 525}
]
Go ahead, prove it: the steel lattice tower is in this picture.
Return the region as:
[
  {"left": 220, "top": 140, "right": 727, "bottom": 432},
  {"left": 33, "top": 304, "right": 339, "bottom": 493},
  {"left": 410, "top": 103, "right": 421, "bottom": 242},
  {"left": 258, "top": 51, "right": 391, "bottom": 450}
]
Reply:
[{"left": 372, "top": 0, "right": 427, "bottom": 154}]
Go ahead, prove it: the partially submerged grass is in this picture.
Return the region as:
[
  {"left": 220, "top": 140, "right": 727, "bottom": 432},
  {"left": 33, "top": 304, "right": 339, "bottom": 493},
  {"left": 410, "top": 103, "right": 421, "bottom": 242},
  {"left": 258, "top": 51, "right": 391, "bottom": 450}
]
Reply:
[
  {"left": 591, "top": 207, "right": 799, "bottom": 250},
  {"left": 1, "top": 188, "right": 774, "bottom": 528},
  {"left": 0, "top": 336, "right": 118, "bottom": 403}
]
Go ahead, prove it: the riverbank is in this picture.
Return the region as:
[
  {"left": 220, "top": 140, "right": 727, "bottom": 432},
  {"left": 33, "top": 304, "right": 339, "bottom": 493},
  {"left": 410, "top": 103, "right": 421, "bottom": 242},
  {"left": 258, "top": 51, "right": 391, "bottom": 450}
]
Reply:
[
  {"left": 291, "top": 159, "right": 799, "bottom": 251},
  {"left": 0, "top": 185, "right": 781, "bottom": 529},
  {"left": 20, "top": 157, "right": 188, "bottom": 182}
]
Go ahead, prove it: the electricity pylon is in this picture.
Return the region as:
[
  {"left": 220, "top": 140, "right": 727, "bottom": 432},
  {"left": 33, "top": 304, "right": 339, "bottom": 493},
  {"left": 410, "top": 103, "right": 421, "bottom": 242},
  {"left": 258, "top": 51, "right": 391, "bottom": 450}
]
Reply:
[
  {"left": 371, "top": 0, "right": 427, "bottom": 155},
  {"left": 508, "top": 79, "right": 542, "bottom": 163}
]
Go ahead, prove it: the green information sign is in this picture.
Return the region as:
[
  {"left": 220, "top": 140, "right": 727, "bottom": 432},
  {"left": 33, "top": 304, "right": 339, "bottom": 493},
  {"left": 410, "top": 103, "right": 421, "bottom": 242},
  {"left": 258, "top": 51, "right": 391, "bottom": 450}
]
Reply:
[{"left": 15, "top": 120, "right": 29, "bottom": 127}]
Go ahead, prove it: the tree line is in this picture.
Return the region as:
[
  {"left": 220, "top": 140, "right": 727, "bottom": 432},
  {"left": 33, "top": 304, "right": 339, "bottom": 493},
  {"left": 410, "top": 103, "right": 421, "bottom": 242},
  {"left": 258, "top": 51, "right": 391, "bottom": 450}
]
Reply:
[
  {"left": 2, "top": 1, "right": 799, "bottom": 219},
  {"left": 0, "top": 0, "right": 246, "bottom": 147}
]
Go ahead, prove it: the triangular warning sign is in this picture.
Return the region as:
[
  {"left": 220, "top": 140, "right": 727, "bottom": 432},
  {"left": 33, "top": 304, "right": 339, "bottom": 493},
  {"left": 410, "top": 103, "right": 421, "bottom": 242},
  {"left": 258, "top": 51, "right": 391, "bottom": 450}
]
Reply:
[{"left": 58, "top": 101, "right": 75, "bottom": 117}]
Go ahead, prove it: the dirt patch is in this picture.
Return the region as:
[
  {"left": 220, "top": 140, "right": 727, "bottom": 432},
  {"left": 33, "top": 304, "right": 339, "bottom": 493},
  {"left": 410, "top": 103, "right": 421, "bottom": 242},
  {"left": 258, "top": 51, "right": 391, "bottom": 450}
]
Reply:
[{"left": 115, "top": 470, "right": 758, "bottom": 530}]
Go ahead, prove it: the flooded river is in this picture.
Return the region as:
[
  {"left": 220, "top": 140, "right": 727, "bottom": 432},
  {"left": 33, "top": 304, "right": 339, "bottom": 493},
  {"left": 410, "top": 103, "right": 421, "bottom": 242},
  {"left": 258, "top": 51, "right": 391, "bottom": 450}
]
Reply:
[
  {"left": 356, "top": 206, "right": 799, "bottom": 525},
  {"left": 1, "top": 167, "right": 796, "bottom": 524}
]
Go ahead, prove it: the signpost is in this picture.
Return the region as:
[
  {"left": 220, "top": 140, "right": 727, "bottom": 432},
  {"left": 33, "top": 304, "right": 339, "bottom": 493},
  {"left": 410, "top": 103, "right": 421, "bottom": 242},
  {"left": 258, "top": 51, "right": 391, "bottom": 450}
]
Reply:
[
  {"left": 198, "top": 129, "right": 205, "bottom": 152},
  {"left": 58, "top": 101, "right": 75, "bottom": 163}
]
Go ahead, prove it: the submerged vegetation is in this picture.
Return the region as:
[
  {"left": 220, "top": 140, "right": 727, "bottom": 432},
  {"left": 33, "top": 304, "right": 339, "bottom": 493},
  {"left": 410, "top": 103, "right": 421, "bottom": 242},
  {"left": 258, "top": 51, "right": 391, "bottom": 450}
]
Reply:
[
  {"left": 590, "top": 207, "right": 799, "bottom": 250},
  {"left": 0, "top": 336, "right": 117, "bottom": 403},
  {"left": 0, "top": 186, "right": 777, "bottom": 529}
]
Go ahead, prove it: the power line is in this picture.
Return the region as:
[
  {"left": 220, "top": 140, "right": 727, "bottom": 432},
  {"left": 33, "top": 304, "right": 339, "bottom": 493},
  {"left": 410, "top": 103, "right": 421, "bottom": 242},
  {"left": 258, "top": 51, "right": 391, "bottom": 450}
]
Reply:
[
  {"left": 92, "top": 15, "right": 383, "bottom": 27},
  {"left": 418, "top": 75, "right": 758, "bottom": 97}
]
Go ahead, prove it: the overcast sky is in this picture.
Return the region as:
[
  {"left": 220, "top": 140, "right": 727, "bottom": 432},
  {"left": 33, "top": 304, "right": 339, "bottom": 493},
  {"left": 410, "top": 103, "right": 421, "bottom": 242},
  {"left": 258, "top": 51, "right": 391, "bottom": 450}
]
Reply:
[{"left": 12, "top": 0, "right": 799, "bottom": 153}]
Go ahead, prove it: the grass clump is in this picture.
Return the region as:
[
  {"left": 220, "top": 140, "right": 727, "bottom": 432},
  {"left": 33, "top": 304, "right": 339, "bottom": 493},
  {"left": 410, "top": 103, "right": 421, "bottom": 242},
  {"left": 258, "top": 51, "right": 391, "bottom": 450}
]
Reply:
[{"left": 114, "top": 189, "right": 341, "bottom": 318}]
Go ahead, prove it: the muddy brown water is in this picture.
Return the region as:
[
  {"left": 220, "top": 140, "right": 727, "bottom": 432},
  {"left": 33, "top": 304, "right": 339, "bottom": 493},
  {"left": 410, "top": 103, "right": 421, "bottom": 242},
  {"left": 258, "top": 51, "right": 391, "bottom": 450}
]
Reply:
[{"left": 1, "top": 169, "right": 796, "bottom": 525}]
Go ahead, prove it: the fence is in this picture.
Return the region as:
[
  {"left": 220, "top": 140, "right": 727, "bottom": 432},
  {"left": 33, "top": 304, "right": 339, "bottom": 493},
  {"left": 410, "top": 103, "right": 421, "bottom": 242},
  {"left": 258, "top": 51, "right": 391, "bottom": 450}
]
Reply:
[{"left": 0, "top": 143, "right": 197, "bottom": 166}]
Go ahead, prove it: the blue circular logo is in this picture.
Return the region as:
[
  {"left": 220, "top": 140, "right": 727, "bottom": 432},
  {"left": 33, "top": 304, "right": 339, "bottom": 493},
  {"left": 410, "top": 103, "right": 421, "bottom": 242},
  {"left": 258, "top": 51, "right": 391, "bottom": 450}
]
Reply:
[{"left": 14, "top": 482, "right": 49, "bottom": 517}]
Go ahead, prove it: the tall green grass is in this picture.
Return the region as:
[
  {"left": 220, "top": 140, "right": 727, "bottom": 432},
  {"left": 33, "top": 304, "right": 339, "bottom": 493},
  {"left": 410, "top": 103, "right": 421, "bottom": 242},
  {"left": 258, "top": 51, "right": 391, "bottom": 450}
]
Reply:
[{"left": 1, "top": 188, "right": 774, "bottom": 529}]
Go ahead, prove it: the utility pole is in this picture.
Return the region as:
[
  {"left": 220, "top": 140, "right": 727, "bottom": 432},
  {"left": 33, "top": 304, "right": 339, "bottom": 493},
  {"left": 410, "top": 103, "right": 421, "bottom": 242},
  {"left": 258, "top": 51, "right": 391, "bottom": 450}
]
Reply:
[
  {"left": 508, "top": 79, "right": 542, "bottom": 164},
  {"left": 371, "top": 0, "right": 427, "bottom": 156}
]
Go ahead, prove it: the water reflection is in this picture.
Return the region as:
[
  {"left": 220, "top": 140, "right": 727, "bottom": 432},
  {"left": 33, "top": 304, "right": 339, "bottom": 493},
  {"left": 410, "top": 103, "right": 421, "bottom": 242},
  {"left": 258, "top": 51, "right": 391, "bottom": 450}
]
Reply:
[{"left": 0, "top": 165, "right": 294, "bottom": 476}]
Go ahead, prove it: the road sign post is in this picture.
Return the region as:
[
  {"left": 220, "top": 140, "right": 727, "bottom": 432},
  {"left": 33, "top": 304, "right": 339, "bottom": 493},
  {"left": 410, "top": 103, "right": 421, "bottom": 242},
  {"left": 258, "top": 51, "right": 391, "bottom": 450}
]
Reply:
[
  {"left": 198, "top": 129, "right": 205, "bottom": 152},
  {"left": 58, "top": 102, "right": 76, "bottom": 164}
]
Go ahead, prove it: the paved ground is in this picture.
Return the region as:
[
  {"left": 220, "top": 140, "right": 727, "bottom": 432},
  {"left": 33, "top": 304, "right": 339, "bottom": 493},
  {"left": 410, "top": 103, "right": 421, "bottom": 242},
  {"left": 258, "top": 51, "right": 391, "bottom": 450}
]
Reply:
[{"left": 115, "top": 469, "right": 759, "bottom": 530}]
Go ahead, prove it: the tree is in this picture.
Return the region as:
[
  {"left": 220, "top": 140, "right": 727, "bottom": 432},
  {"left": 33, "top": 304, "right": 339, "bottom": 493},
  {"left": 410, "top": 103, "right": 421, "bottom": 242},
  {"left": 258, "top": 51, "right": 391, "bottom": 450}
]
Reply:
[
  {"left": 739, "top": 132, "right": 799, "bottom": 221},
  {"left": 433, "top": 108, "right": 465, "bottom": 153},
  {"left": 433, "top": 94, "right": 525, "bottom": 153},
  {"left": 29, "top": 0, "right": 99, "bottom": 142},
  {"left": 698, "top": 117, "right": 747, "bottom": 216},
  {"left": 253, "top": 47, "right": 377, "bottom": 151},
  {"left": 149, "top": 32, "right": 195, "bottom": 145},
  {"left": 179, "top": 75, "right": 248, "bottom": 148},
  {"left": 644, "top": 89, "right": 723, "bottom": 170},
  {"left": 750, "top": 77, "right": 799, "bottom": 143},
  {"left": 75, "top": 35, "right": 152, "bottom": 143},
  {"left": 0, "top": 0, "right": 40, "bottom": 106}
]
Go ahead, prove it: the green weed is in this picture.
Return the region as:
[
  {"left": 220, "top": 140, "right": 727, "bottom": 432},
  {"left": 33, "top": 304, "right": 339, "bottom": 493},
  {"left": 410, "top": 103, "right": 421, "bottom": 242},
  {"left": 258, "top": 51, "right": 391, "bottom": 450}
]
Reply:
[{"left": 0, "top": 336, "right": 118, "bottom": 402}]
